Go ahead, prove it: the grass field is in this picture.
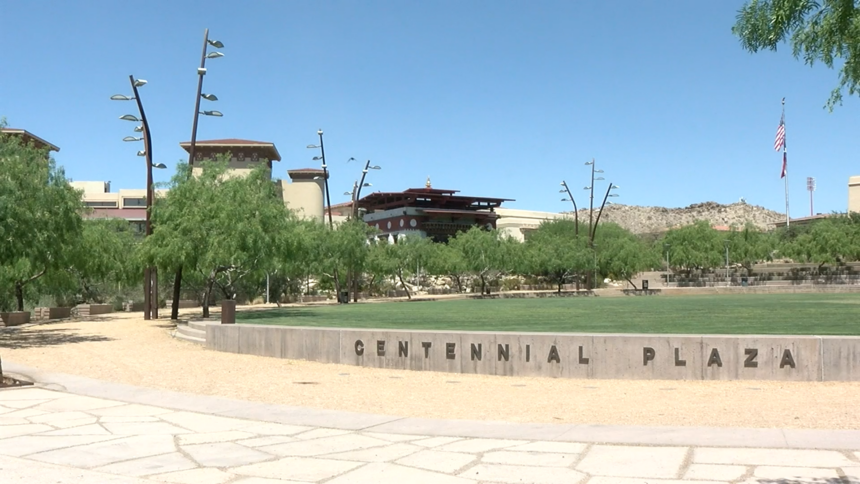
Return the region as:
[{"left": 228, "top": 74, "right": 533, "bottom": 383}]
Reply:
[{"left": 236, "top": 293, "right": 860, "bottom": 335}]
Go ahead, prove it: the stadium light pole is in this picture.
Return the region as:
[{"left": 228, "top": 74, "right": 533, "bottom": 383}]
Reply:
[
  {"left": 724, "top": 239, "right": 730, "bottom": 286},
  {"left": 663, "top": 243, "right": 671, "bottom": 286},
  {"left": 113, "top": 76, "right": 167, "bottom": 320},
  {"left": 559, "top": 181, "right": 579, "bottom": 235},
  {"left": 171, "top": 29, "right": 225, "bottom": 321}
]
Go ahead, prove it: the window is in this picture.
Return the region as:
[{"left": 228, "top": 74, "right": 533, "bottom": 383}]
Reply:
[
  {"left": 85, "top": 201, "right": 118, "bottom": 208},
  {"left": 130, "top": 222, "right": 146, "bottom": 234},
  {"left": 123, "top": 197, "right": 146, "bottom": 207}
]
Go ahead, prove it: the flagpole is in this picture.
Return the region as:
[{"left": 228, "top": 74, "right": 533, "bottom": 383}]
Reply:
[{"left": 783, "top": 98, "right": 789, "bottom": 227}]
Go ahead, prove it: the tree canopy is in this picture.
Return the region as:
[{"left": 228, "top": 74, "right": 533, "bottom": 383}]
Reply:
[{"left": 732, "top": 0, "right": 860, "bottom": 109}]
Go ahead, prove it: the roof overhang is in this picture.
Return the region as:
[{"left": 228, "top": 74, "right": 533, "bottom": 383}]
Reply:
[
  {"left": 1, "top": 128, "right": 60, "bottom": 152},
  {"left": 179, "top": 139, "right": 281, "bottom": 161}
]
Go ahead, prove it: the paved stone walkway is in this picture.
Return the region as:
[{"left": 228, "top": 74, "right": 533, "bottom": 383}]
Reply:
[{"left": 1, "top": 363, "right": 860, "bottom": 483}]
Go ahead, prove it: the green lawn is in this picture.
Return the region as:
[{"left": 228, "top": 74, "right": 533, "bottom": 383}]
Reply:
[{"left": 236, "top": 294, "right": 860, "bottom": 335}]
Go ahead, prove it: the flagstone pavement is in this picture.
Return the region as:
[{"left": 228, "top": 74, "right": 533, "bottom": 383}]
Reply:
[{"left": 1, "top": 363, "right": 859, "bottom": 483}]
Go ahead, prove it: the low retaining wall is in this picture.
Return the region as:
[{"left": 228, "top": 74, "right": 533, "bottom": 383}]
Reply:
[
  {"left": 205, "top": 325, "right": 860, "bottom": 381},
  {"left": 0, "top": 312, "right": 30, "bottom": 327},
  {"left": 33, "top": 307, "right": 72, "bottom": 321},
  {"left": 74, "top": 304, "right": 113, "bottom": 317}
]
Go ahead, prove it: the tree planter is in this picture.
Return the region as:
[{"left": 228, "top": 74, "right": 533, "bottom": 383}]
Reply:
[{"left": 0, "top": 312, "right": 31, "bottom": 327}]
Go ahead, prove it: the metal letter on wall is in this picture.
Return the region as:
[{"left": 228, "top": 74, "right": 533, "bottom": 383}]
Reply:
[
  {"left": 780, "top": 349, "right": 796, "bottom": 369},
  {"left": 398, "top": 341, "right": 408, "bottom": 358},
  {"left": 422, "top": 342, "right": 432, "bottom": 358},
  {"left": 446, "top": 343, "right": 456, "bottom": 360},
  {"left": 498, "top": 344, "right": 509, "bottom": 362},
  {"left": 744, "top": 348, "right": 758, "bottom": 368},
  {"left": 354, "top": 340, "right": 364, "bottom": 356},
  {"left": 377, "top": 340, "right": 386, "bottom": 357},
  {"left": 643, "top": 347, "right": 655, "bottom": 366},
  {"left": 707, "top": 348, "right": 723, "bottom": 367},
  {"left": 471, "top": 344, "right": 482, "bottom": 361},
  {"left": 547, "top": 345, "right": 560, "bottom": 364},
  {"left": 674, "top": 347, "right": 686, "bottom": 367}
]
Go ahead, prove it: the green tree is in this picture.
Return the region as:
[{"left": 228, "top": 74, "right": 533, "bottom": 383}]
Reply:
[
  {"left": 732, "top": 0, "right": 860, "bottom": 108},
  {"left": 0, "top": 126, "right": 83, "bottom": 311},
  {"left": 727, "top": 223, "right": 775, "bottom": 276},
  {"left": 43, "top": 219, "right": 140, "bottom": 306},
  {"left": 142, "top": 161, "right": 290, "bottom": 317},
  {"left": 423, "top": 241, "right": 470, "bottom": 293},
  {"left": 448, "top": 227, "right": 511, "bottom": 294},
  {"left": 662, "top": 221, "right": 724, "bottom": 275},
  {"left": 522, "top": 219, "right": 590, "bottom": 292},
  {"left": 595, "top": 222, "right": 660, "bottom": 289},
  {"left": 779, "top": 216, "right": 857, "bottom": 270}
]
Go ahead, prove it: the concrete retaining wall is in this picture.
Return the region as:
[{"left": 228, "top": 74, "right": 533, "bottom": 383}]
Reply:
[{"left": 205, "top": 325, "right": 860, "bottom": 381}]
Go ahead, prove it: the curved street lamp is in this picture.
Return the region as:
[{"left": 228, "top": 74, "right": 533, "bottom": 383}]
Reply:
[
  {"left": 559, "top": 181, "right": 579, "bottom": 235},
  {"left": 112, "top": 75, "right": 166, "bottom": 319},
  {"left": 172, "top": 28, "right": 226, "bottom": 321}
]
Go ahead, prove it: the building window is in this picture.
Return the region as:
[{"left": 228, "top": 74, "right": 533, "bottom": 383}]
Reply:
[
  {"left": 130, "top": 222, "right": 146, "bottom": 234},
  {"left": 123, "top": 197, "right": 147, "bottom": 208},
  {"left": 85, "top": 201, "right": 118, "bottom": 208}
]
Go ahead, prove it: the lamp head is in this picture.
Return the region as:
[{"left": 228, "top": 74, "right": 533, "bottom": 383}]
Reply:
[
  {"left": 122, "top": 136, "right": 142, "bottom": 142},
  {"left": 317, "top": 129, "right": 323, "bottom": 135},
  {"left": 110, "top": 94, "right": 133, "bottom": 101},
  {"left": 611, "top": 184, "right": 620, "bottom": 189},
  {"left": 561, "top": 198, "right": 570, "bottom": 202},
  {"left": 152, "top": 162, "right": 167, "bottom": 169},
  {"left": 134, "top": 126, "right": 144, "bottom": 132},
  {"left": 120, "top": 114, "right": 140, "bottom": 122},
  {"left": 206, "top": 52, "right": 224, "bottom": 59},
  {"left": 137, "top": 150, "right": 146, "bottom": 156},
  {"left": 201, "top": 93, "right": 218, "bottom": 101},
  {"left": 369, "top": 165, "right": 381, "bottom": 170},
  {"left": 559, "top": 189, "right": 567, "bottom": 193},
  {"left": 307, "top": 144, "right": 319, "bottom": 149},
  {"left": 207, "top": 39, "right": 224, "bottom": 48},
  {"left": 312, "top": 156, "right": 323, "bottom": 161},
  {"left": 362, "top": 182, "right": 372, "bottom": 187},
  {"left": 133, "top": 79, "right": 147, "bottom": 87},
  {"left": 585, "top": 161, "right": 593, "bottom": 165},
  {"left": 200, "top": 110, "right": 223, "bottom": 117}
]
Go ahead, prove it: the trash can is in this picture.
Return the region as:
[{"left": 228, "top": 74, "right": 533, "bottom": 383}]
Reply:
[
  {"left": 741, "top": 277, "right": 748, "bottom": 287},
  {"left": 339, "top": 291, "right": 350, "bottom": 304},
  {"left": 642, "top": 280, "right": 649, "bottom": 291}
]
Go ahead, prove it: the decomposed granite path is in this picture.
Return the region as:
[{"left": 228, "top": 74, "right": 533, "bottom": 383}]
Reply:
[{"left": 1, "top": 363, "right": 859, "bottom": 483}]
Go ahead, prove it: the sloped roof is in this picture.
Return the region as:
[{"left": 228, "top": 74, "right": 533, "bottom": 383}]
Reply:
[{"left": 1, "top": 128, "right": 60, "bottom": 152}]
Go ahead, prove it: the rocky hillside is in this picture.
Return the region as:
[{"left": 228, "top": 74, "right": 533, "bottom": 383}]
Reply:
[{"left": 565, "top": 201, "right": 784, "bottom": 234}]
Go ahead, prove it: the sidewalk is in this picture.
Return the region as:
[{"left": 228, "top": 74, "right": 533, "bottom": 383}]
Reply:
[{"left": 1, "top": 362, "right": 859, "bottom": 483}]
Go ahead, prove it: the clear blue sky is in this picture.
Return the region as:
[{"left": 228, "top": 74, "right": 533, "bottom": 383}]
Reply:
[{"left": 2, "top": 1, "right": 857, "bottom": 216}]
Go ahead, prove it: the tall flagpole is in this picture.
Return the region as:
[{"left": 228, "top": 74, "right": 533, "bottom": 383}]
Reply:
[{"left": 782, "top": 98, "right": 789, "bottom": 227}]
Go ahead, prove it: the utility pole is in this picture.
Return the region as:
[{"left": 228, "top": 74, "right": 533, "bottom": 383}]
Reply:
[{"left": 807, "top": 177, "right": 815, "bottom": 217}]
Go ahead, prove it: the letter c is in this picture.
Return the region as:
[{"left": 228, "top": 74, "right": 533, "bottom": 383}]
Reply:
[{"left": 355, "top": 340, "right": 364, "bottom": 356}]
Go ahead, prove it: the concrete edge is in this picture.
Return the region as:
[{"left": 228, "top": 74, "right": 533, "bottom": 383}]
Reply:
[{"left": 4, "top": 361, "right": 859, "bottom": 450}]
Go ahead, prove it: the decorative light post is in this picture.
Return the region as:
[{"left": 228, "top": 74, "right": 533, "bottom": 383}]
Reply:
[
  {"left": 170, "top": 29, "right": 225, "bottom": 321},
  {"left": 307, "top": 130, "right": 343, "bottom": 300},
  {"left": 112, "top": 76, "right": 167, "bottom": 320},
  {"left": 559, "top": 181, "right": 579, "bottom": 235},
  {"left": 581, "top": 159, "right": 619, "bottom": 289},
  {"left": 664, "top": 243, "right": 671, "bottom": 286},
  {"left": 346, "top": 160, "right": 380, "bottom": 302}
]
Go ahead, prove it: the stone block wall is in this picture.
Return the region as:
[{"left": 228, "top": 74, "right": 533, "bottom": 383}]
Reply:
[{"left": 205, "top": 325, "right": 860, "bottom": 382}]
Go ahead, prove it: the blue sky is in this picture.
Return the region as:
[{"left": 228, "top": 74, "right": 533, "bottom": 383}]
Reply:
[{"left": 1, "top": 1, "right": 857, "bottom": 216}]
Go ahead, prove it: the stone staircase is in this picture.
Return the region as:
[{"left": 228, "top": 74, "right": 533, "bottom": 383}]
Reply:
[{"left": 173, "top": 320, "right": 213, "bottom": 345}]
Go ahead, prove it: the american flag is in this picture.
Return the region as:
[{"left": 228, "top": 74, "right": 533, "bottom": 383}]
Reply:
[{"left": 774, "top": 113, "right": 785, "bottom": 152}]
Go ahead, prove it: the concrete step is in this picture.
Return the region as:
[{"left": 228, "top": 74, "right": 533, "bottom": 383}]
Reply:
[
  {"left": 188, "top": 320, "right": 216, "bottom": 332},
  {"left": 177, "top": 325, "right": 206, "bottom": 338},
  {"left": 174, "top": 331, "right": 205, "bottom": 345}
]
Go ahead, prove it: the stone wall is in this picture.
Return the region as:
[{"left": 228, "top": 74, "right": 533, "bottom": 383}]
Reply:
[{"left": 205, "top": 325, "right": 860, "bottom": 381}]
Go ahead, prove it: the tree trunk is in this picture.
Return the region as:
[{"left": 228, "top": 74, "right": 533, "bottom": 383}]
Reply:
[
  {"left": 557, "top": 279, "right": 563, "bottom": 294},
  {"left": 480, "top": 274, "right": 487, "bottom": 295},
  {"left": 202, "top": 271, "right": 217, "bottom": 318},
  {"left": 14, "top": 282, "right": 24, "bottom": 312},
  {"left": 170, "top": 266, "right": 183, "bottom": 320},
  {"left": 450, "top": 274, "right": 463, "bottom": 293},
  {"left": 397, "top": 268, "right": 411, "bottom": 300}
]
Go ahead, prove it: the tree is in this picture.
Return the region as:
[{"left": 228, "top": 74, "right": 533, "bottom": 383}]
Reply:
[
  {"left": 43, "top": 219, "right": 140, "bottom": 305},
  {"left": 727, "top": 223, "right": 774, "bottom": 276},
  {"left": 732, "top": 0, "right": 860, "bottom": 109},
  {"left": 594, "top": 222, "right": 660, "bottom": 289},
  {"left": 521, "top": 219, "right": 590, "bottom": 292},
  {"left": 448, "top": 227, "right": 511, "bottom": 294},
  {"left": 0, "top": 125, "right": 83, "bottom": 311},
  {"left": 779, "top": 216, "right": 858, "bottom": 270},
  {"left": 662, "top": 221, "right": 724, "bottom": 274},
  {"left": 423, "top": 241, "right": 470, "bottom": 293},
  {"left": 142, "top": 161, "right": 290, "bottom": 317}
]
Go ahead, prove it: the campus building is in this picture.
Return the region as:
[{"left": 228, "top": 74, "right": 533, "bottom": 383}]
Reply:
[
  {"left": 850, "top": 176, "right": 860, "bottom": 214},
  {"left": 0, "top": 127, "right": 60, "bottom": 153}
]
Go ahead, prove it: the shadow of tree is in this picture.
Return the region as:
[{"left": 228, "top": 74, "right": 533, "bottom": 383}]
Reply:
[
  {"left": 757, "top": 477, "right": 849, "bottom": 484},
  {"left": 0, "top": 326, "right": 113, "bottom": 349}
]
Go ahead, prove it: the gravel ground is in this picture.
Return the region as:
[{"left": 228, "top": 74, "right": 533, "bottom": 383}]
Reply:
[{"left": 2, "top": 311, "right": 859, "bottom": 430}]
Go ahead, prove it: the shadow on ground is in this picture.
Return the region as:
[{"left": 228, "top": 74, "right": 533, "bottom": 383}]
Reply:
[
  {"left": 0, "top": 325, "right": 113, "bottom": 349},
  {"left": 758, "top": 478, "right": 847, "bottom": 484},
  {"left": 236, "top": 308, "right": 323, "bottom": 321}
]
